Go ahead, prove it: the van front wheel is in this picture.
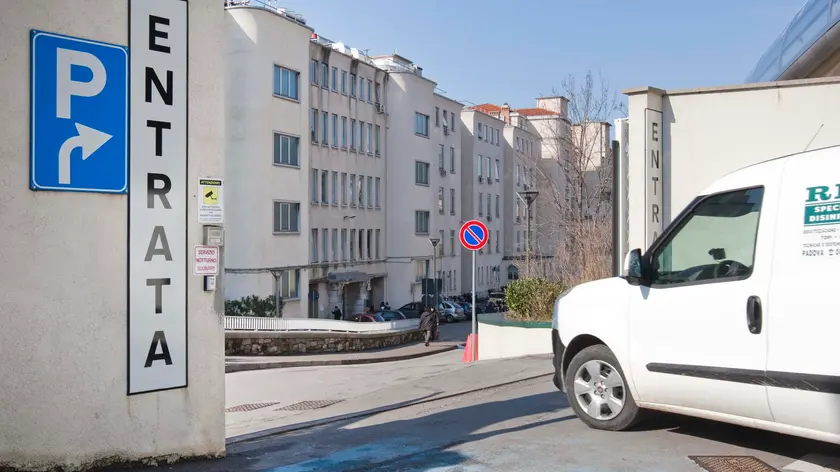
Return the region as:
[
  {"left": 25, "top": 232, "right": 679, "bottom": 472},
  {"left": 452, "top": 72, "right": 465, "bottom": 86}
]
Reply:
[{"left": 564, "top": 344, "right": 641, "bottom": 431}]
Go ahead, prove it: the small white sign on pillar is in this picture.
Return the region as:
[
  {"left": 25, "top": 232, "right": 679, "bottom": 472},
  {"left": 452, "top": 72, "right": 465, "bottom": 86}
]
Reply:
[{"left": 193, "top": 245, "right": 220, "bottom": 276}]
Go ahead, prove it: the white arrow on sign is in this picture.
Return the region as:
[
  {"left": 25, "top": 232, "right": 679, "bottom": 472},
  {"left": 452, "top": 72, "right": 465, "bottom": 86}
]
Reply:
[{"left": 58, "top": 122, "right": 112, "bottom": 185}]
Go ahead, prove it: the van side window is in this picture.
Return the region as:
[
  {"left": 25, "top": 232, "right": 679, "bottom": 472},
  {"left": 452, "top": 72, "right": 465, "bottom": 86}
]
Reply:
[{"left": 649, "top": 187, "right": 764, "bottom": 287}]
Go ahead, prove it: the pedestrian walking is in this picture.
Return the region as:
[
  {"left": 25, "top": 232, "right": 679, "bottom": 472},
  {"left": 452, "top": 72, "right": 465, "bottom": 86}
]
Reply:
[
  {"left": 331, "top": 305, "right": 343, "bottom": 320},
  {"left": 419, "top": 306, "right": 439, "bottom": 347}
]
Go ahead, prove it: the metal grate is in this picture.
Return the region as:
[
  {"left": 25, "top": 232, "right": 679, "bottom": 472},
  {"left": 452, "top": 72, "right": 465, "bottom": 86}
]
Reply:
[
  {"left": 225, "top": 402, "right": 281, "bottom": 413},
  {"left": 276, "top": 400, "right": 344, "bottom": 411},
  {"left": 688, "top": 456, "right": 780, "bottom": 472}
]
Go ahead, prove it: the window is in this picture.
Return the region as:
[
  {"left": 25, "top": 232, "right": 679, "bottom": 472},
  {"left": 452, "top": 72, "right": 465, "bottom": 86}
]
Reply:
[
  {"left": 273, "top": 201, "right": 300, "bottom": 233},
  {"left": 321, "top": 111, "right": 328, "bottom": 143},
  {"left": 310, "top": 169, "right": 318, "bottom": 203},
  {"left": 331, "top": 66, "right": 337, "bottom": 91},
  {"left": 484, "top": 124, "right": 488, "bottom": 141},
  {"left": 273, "top": 65, "right": 299, "bottom": 100},
  {"left": 358, "top": 174, "right": 364, "bottom": 207},
  {"left": 349, "top": 174, "right": 356, "bottom": 206},
  {"left": 415, "top": 113, "right": 430, "bottom": 137},
  {"left": 366, "top": 176, "right": 373, "bottom": 208},
  {"left": 477, "top": 155, "right": 483, "bottom": 177},
  {"left": 278, "top": 269, "right": 300, "bottom": 299},
  {"left": 367, "top": 123, "right": 373, "bottom": 153},
  {"left": 495, "top": 159, "right": 500, "bottom": 181},
  {"left": 375, "top": 177, "right": 381, "bottom": 208},
  {"left": 310, "top": 60, "right": 318, "bottom": 85},
  {"left": 442, "top": 110, "right": 448, "bottom": 128},
  {"left": 350, "top": 74, "right": 357, "bottom": 97},
  {"left": 438, "top": 187, "right": 444, "bottom": 214},
  {"left": 322, "top": 228, "right": 328, "bottom": 262},
  {"left": 438, "top": 144, "right": 445, "bottom": 169},
  {"left": 478, "top": 193, "right": 483, "bottom": 216},
  {"left": 331, "top": 171, "right": 338, "bottom": 205},
  {"left": 331, "top": 229, "right": 338, "bottom": 262},
  {"left": 367, "top": 229, "right": 373, "bottom": 259},
  {"left": 341, "top": 229, "right": 347, "bottom": 260},
  {"left": 415, "top": 211, "right": 430, "bottom": 234},
  {"left": 341, "top": 116, "right": 347, "bottom": 147},
  {"left": 450, "top": 230, "right": 455, "bottom": 256},
  {"left": 358, "top": 229, "right": 364, "bottom": 259},
  {"left": 414, "top": 260, "right": 428, "bottom": 282},
  {"left": 359, "top": 76, "right": 365, "bottom": 100},
  {"left": 495, "top": 194, "right": 500, "bottom": 217},
  {"left": 375, "top": 125, "right": 381, "bottom": 155},
  {"left": 486, "top": 156, "right": 492, "bottom": 179},
  {"left": 415, "top": 161, "right": 430, "bottom": 185},
  {"left": 273, "top": 133, "right": 299, "bottom": 166},
  {"left": 341, "top": 70, "right": 347, "bottom": 94},
  {"left": 450, "top": 189, "right": 455, "bottom": 215},
  {"left": 649, "top": 187, "right": 764, "bottom": 286},
  {"left": 449, "top": 147, "right": 455, "bottom": 173},
  {"left": 439, "top": 230, "right": 445, "bottom": 257},
  {"left": 359, "top": 121, "right": 365, "bottom": 151},
  {"left": 496, "top": 230, "right": 500, "bottom": 253},
  {"left": 375, "top": 229, "right": 381, "bottom": 259},
  {"left": 310, "top": 109, "right": 318, "bottom": 142},
  {"left": 321, "top": 63, "right": 328, "bottom": 88},
  {"left": 350, "top": 119, "right": 356, "bottom": 149},
  {"left": 320, "top": 170, "right": 328, "bottom": 204},
  {"left": 310, "top": 229, "right": 318, "bottom": 262},
  {"left": 486, "top": 195, "right": 491, "bottom": 218},
  {"left": 350, "top": 229, "right": 356, "bottom": 260},
  {"left": 341, "top": 173, "right": 348, "bottom": 205},
  {"left": 331, "top": 114, "right": 338, "bottom": 146},
  {"left": 476, "top": 122, "right": 483, "bottom": 139},
  {"left": 367, "top": 79, "right": 372, "bottom": 103},
  {"left": 517, "top": 231, "right": 521, "bottom": 252},
  {"left": 435, "top": 107, "right": 440, "bottom": 126}
]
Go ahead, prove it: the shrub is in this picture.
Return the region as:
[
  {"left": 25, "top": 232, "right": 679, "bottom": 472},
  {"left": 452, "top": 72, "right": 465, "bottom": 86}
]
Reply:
[
  {"left": 225, "top": 295, "right": 283, "bottom": 317},
  {"left": 504, "top": 277, "right": 566, "bottom": 322}
]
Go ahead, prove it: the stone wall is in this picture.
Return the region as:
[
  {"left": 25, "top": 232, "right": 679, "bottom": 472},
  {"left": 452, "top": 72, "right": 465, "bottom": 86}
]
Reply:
[{"left": 225, "top": 329, "right": 425, "bottom": 356}]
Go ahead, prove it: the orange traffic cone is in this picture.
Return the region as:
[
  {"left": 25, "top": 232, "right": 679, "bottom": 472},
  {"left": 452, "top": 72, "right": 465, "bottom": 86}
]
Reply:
[{"left": 462, "top": 334, "right": 479, "bottom": 362}]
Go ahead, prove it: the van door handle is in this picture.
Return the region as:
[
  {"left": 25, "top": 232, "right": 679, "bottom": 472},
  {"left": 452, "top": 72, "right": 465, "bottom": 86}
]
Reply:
[{"left": 746, "top": 295, "right": 762, "bottom": 334}]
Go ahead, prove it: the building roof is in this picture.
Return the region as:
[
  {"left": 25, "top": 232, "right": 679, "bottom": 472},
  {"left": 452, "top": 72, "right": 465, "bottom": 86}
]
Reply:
[
  {"left": 473, "top": 103, "right": 501, "bottom": 114},
  {"left": 516, "top": 107, "right": 560, "bottom": 117}
]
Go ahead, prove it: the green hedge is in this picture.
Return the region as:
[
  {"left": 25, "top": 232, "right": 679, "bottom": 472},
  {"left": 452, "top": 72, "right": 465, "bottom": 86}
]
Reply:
[
  {"left": 225, "top": 295, "right": 284, "bottom": 317},
  {"left": 504, "top": 277, "right": 565, "bottom": 322}
]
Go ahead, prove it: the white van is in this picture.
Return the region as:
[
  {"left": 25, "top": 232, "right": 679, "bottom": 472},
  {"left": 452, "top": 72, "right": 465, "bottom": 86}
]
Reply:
[{"left": 552, "top": 146, "right": 840, "bottom": 444}]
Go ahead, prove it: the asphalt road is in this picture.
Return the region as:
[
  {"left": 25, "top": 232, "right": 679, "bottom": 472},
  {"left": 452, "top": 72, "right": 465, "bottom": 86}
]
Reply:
[
  {"left": 138, "top": 376, "right": 840, "bottom": 472},
  {"left": 438, "top": 317, "right": 473, "bottom": 342}
]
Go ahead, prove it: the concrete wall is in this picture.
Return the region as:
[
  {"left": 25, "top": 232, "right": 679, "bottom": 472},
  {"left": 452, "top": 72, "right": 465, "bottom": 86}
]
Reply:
[
  {"left": 625, "top": 77, "right": 840, "bottom": 254},
  {"left": 477, "top": 321, "right": 552, "bottom": 361},
  {"left": 0, "top": 1, "right": 225, "bottom": 469},
  {"left": 224, "top": 7, "right": 311, "bottom": 318}
]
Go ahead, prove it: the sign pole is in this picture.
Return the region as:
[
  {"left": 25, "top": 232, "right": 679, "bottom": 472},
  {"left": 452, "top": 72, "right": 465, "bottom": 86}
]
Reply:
[{"left": 471, "top": 249, "right": 477, "bottom": 362}]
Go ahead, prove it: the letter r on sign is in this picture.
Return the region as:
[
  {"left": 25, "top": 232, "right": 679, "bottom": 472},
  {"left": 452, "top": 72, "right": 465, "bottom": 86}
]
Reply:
[{"left": 56, "top": 48, "right": 107, "bottom": 119}]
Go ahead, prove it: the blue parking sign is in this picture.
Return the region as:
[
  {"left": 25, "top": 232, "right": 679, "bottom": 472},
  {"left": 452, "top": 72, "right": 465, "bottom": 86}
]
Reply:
[{"left": 30, "top": 30, "right": 128, "bottom": 193}]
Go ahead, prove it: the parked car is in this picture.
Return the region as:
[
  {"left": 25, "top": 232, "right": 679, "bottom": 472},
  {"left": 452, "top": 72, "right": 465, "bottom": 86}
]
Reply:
[
  {"left": 376, "top": 310, "right": 407, "bottom": 321},
  {"left": 344, "top": 313, "right": 384, "bottom": 323},
  {"left": 397, "top": 302, "right": 424, "bottom": 319},
  {"left": 552, "top": 147, "right": 840, "bottom": 444},
  {"left": 437, "top": 301, "right": 466, "bottom": 323}
]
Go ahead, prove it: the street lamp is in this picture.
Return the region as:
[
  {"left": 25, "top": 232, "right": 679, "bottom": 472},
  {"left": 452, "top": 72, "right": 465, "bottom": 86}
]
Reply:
[
  {"left": 428, "top": 237, "right": 440, "bottom": 309},
  {"left": 516, "top": 190, "right": 539, "bottom": 273}
]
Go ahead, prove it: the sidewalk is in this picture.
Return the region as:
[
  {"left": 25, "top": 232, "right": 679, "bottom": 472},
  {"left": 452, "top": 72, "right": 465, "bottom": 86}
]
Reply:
[
  {"left": 225, "top": 352, "right": 553, "bottom": 442},
  {"left": 225, "top": 340, "right": 460, "bottom": 373}
]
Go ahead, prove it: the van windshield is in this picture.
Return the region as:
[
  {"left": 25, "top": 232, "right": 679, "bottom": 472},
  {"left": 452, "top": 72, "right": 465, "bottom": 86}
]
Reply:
[{"left": 649, "top": 187, "right": 764, "bottom": 286}]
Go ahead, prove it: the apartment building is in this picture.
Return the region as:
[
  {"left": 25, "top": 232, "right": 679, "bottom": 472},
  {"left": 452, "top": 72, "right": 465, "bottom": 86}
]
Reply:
[
  {"left": 460, "top": 109, "right": 506, "bottom": 295},
  {"left": 372, "top": 54, "right": 464, "bottom": 306},
  {"left": 224, "top": 4, "right": 312, "bottom": 318},
  {"left": 307, "top": 35, "right": 388, "bottom": 318}
]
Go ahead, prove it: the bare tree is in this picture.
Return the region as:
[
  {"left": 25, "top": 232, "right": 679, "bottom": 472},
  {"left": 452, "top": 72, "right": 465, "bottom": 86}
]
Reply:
[{"left": 531, "top": 70, "right": 625, "bottom": 286}]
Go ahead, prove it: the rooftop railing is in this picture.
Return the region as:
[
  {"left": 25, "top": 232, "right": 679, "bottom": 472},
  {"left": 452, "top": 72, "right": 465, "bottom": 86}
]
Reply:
[
  {"left": 746, "top": 0, "right": 840, "bottom": 83},
  {"left": 223, "top": 0, "right": 307, "bottom": 25}
]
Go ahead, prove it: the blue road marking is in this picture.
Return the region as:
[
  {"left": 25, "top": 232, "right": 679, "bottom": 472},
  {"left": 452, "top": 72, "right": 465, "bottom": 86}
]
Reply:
[
  {"left": 262, "top": 439, "right": 425, "bottom": 472},
  {"left": 30, "top": 30, "right": 128, "bottom": 193}
]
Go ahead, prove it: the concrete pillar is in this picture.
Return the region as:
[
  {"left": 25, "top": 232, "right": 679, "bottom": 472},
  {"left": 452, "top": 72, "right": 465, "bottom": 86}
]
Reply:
[
  {"left": 624, "top": 86, "right": 665, "bottom": 253},
  {"left": 353, "top": 281, "right": 371, "bottom": 313},
  {"left": 0, "top": 1, "right": 225, "bottom": 469}
]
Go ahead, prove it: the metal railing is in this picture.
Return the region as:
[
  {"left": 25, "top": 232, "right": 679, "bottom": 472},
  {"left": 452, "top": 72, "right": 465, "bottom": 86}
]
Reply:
[
  {"left": 224, "top": 316, "right": 419, "bottom": 332},
  {"left": 223, "top": 0, "right": 307, "bottom": 25},
  {"left": 746, "top": 0, "right": 840, "bottom": 83}
]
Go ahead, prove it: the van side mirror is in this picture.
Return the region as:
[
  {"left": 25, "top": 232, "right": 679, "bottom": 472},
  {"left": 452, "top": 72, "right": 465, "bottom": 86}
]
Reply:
[{"left": 623, "top": 249, "right": 644, "bottom": 283}]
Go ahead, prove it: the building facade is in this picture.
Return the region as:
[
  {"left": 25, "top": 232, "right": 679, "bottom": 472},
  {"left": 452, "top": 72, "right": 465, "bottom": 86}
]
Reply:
[
  {"left": 459, "top": 109, "right": 506, "bottom": 294},
  {"left": 372, "top": 54, "right": 464, "bottom": 306},
  {"left": 225, "top": 5, "right": 312, "bottom": 318},
  {"left": 307, "top": 35, "right": 388, "bottom": 317}
]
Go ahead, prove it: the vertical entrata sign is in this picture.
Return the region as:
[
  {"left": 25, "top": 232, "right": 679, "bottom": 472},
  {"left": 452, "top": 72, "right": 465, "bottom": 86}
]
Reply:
[
  {"left": 128, "top": 0, "right": 189, "bottom": 395},
  {"left": 644, "top": 108, "right": 663, "bottom": 248}
]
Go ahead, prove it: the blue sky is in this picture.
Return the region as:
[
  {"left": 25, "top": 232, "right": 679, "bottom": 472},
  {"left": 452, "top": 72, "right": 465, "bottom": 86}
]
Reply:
[{"left": 283, "top": 0, "right": 804, "bottom": 117}]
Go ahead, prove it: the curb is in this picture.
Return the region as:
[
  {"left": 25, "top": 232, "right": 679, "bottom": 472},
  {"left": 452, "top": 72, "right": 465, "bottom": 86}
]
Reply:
[
  {"left": 225, "top": 344, "right": 458, "bottom": 373},
  {"left": 226, "top": 370, "right": 553, "bottom": 446}
]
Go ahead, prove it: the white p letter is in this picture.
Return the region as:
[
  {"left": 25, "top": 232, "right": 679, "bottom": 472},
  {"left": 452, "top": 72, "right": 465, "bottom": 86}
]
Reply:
[{"left": 56, "top": 48, "right": 106, "bottom": 120}]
